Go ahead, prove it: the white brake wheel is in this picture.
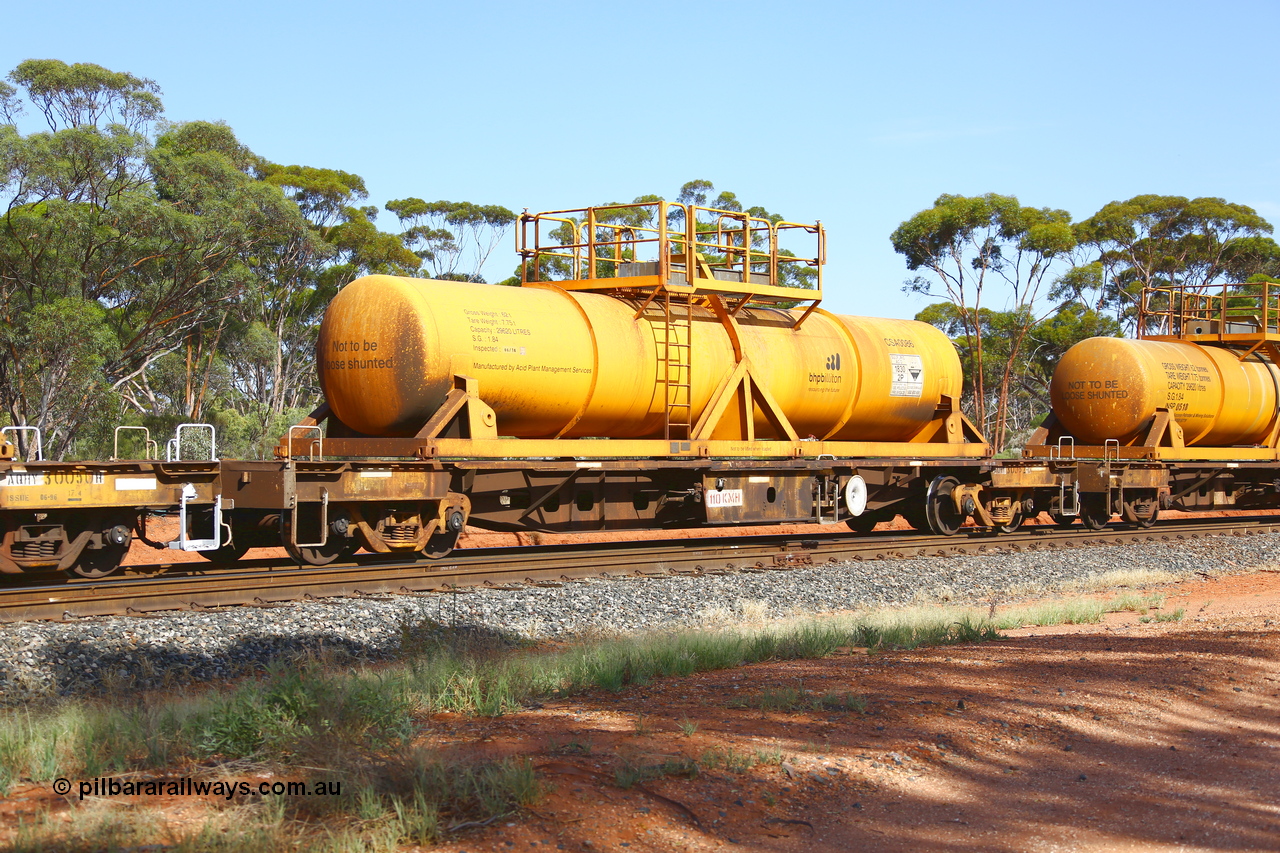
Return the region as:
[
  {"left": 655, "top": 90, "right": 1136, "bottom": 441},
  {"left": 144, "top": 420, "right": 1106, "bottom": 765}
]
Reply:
[{"left": 843, "top": 474, "right": 867, "bottom": 517}]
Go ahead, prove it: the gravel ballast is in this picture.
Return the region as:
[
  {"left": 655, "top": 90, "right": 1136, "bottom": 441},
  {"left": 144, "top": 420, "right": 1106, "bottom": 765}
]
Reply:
[{"left": 1, "top": 531, "right": 1276, "bottom": 703}]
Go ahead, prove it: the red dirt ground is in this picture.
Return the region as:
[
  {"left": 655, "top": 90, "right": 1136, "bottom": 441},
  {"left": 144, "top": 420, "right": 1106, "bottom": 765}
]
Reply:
[
  {"left": 4, "top": 568, "right": 1278, "bottom": 852},
  {"left": 414, "top": 568, "right": 1280, "bottom": 853}
]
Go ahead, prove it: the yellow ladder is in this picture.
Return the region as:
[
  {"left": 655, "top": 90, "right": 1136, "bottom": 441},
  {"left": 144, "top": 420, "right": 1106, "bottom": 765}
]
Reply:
[{"left": 661, "top": 291, "right": 693, "bottom": 441}]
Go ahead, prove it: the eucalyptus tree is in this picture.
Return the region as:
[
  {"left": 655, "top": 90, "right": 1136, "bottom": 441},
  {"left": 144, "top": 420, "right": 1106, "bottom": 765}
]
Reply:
[
  {"left": 1068, "top": 195, "right": 1279, "bottom": 332},
  {"left": 223, "top": 162, "right": 417, "bottom": 455},
  {"left": 892, "top": 193, "right": 1076, "bottom": 451},
  {"left": 386, "top": 198, "right": 517, "bottom": 282},
  {"left": 0, "top": 60, "right": 301, "bottom": 457},
  {"left": 0, "top": 59, "right": 452, "bottom": 459}
]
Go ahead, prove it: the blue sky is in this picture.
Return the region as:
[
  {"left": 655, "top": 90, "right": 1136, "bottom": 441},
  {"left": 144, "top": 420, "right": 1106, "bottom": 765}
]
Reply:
[{"left": 8, "top": 0, "right": 1278, "bottom": 319}]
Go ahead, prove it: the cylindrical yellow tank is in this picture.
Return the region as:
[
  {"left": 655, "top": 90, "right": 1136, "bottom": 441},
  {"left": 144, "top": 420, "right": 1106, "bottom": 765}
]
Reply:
[
  {"left": 1050, "top": 337, "right": 1280, "bottom": 446},
  {"left": 317, "top": 275, "right": 963, "bottom": 441}
]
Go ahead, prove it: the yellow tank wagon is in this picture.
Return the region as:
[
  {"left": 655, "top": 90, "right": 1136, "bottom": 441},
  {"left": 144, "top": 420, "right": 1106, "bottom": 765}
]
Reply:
[
  {"left": 279, "top": 200, "right": 993, "bottom": 548},
  {"left": 317, "top": 276, "right": 966, "bottom": 447},
  {"left": 1049, "top": 337, "right": 1280, "bottom": 449},
  {"left": 1017, "top": 281, "right": 1280, "bottom": 530}
]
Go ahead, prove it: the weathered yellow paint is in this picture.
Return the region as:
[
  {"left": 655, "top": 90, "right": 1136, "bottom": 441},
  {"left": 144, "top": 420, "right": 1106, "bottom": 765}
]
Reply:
[
  {"left": 1051, "top": 337, "right": 1280, "bottom": 446},
  {"left": 0, "top": 467, "right": 214, "bottom": 510},
  {"left": 1024, "top": 444, "right": 1280, "bottom": 462},
  {"left": 318, "top": 276, "right": 964, "bottom": 443},
  {"left": 415, "top": 437, "right": 991, "bottom": 459},
  {"left": 989, "top": 465, "right": 1058, "bottom": 488},
  {"left": 829, "top": 314, "right": 961, "bottom": 441}
]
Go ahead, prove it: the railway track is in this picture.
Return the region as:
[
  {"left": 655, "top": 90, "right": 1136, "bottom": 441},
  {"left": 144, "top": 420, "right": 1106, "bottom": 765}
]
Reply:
[{"left": 2, "top": 515, "right": 1277, "bottom": 623}]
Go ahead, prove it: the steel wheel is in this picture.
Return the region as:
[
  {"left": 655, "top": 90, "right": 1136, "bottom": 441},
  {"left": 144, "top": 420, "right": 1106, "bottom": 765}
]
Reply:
[
  {"left": 1050, "top": 511, "right": 1076, "bottom": 529},
  {"left": 67, "top": 543, "right": 127, "bottom": 579},
  {"left": 925, "top": 476, "right": 965, "bottom": 536},
  {"left": 845, "top": 510, "right": 883, "bottom": 535},
  {"left": 1079, "top": 494, "right": 1111, "bottom": 530},
  {"left": 283, "top": 512, "right": 358, "bottom": 566},
  {"left": 285, "top": 537, "right": 357, "bottom": 566},
  {"left": 422, "top": 528, "right": 460, "bottom": 558},
  {"left": 196, "top": 540, "right": 251, "bottom": 563},
  {"left": 281, "top": 504, "right": 358, "bottom": 563},
  {"left": 900, "top": 504, "right": 930, "bottom": 532},
  {"left": 421, "top": 506, "right": 467, "bottom": 558}
]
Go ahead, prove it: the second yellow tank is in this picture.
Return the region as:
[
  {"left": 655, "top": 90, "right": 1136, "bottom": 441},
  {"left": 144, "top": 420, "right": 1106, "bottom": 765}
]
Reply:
[{"left": 1050, "top": 336, "right": 1280, "bottom": 446}]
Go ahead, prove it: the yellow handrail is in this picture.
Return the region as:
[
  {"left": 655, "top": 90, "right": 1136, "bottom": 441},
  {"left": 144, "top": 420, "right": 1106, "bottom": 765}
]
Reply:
[
  {"left": 1139, "top": 282, "right": 1280, "bottom": 339},
  {"left": 517, "top": 201, "right": 824, "bottom": 304}
]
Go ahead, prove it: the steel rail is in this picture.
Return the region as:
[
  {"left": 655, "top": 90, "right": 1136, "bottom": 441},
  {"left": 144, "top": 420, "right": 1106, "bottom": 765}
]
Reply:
[{"left": 2, "top": 515, "right": 1277, "bottom": 623}]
